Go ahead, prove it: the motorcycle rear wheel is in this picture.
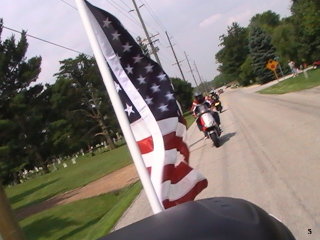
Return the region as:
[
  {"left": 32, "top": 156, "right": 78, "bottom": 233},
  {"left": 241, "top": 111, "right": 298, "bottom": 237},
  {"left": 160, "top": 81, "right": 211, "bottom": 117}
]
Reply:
[{"left": 210, "top": 132, "right": 220, "bottom": 147}]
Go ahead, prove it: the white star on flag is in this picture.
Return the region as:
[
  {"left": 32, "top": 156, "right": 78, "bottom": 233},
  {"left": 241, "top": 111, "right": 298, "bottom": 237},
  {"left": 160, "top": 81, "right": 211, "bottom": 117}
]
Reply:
[
  {"left": 165, "top": 92, "right": 174, "bottom": 100},
  {"left": 145, "top": 96, "right": 153, "bottom": 105},
  {"left": 157, "top": 72, "right": 167, "bottom": 81},
  {"left": 137, "top": 75, "right": 146, "bottom": 85},
  {"left": 124, "top": 103, "right": 135, "bottom": 116},
  {"left": 133, "top": 54, "right": 143, "bottom": 64},
  {"left": 145, "top": 63, "right": 154, "bottom": 73},
  {"left": 123, "top": 42, "right": 132, "bottom": 52},
  {"left": 112, "top": 31, "right": 121, "bottom": 40},
  {"left": 125, "top": 64, "right": 133, "bottom": 74},
  {"left": 116, "top": 53, "right": 121, "bottom": 61},
  {"left": 151, "top": 83, "right": 160, "bottom": 93},
  {"left": 103, "top": 18, "right": 112, "bottom": 28},
  {"left": 115, "top": 82, "right": 121, "bottom": 92},
  {"left": 158, "top": 104, "right": 168, "bottom": 112}
]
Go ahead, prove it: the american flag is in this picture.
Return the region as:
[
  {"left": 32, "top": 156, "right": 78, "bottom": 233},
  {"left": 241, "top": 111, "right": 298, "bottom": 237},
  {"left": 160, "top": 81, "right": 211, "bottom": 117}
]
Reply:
[{"left": 83, "top": 0, "right": 207, "bottom": 209}]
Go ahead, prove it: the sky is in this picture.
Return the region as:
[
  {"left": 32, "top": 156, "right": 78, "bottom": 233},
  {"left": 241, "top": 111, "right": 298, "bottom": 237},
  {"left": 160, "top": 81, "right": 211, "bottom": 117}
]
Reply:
[{"left": 1, "top": 0, "right": 292, "bottom": 87}]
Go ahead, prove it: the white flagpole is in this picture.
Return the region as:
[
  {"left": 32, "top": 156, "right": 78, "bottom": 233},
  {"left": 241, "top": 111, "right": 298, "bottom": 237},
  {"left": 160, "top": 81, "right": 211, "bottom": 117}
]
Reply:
[{"left": 75, "top": 0, "right": 163, "bottom": 214}]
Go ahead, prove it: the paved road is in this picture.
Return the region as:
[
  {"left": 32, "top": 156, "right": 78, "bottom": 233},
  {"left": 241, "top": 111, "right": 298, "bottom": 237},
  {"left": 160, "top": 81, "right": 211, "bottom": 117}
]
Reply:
[{"left": 114, "top": 85, "right": 320, "bottom": 239}]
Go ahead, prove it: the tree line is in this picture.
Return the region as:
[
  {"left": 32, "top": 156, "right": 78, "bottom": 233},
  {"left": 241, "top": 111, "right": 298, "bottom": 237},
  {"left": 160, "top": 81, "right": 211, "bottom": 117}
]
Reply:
[
  {"left": 0, "top": 20, "right": 193, "bottom": 185},
  {"left": 210, "top": 0, "right": 320, "bottom": 88}
]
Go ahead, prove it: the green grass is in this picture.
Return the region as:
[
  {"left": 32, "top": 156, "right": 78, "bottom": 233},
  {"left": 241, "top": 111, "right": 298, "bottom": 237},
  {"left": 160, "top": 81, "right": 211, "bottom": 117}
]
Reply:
[
  {"left": 259, "top": 68, "right": 320, "bottom": 94},
  {"left": 6, "top": 145, "right": 132, "bottom": 210},
  {"left": 183, "top": 111, "right": 195, "bottom": 128},
  {"left": 20, "top": 182, "right": 142, "bottom": 240}
]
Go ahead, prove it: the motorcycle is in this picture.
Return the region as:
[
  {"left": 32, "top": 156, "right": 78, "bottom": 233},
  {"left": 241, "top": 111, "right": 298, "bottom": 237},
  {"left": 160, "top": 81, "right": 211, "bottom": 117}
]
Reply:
[{"left": 195, "top": 104, "right": 221, "bottom": 147}]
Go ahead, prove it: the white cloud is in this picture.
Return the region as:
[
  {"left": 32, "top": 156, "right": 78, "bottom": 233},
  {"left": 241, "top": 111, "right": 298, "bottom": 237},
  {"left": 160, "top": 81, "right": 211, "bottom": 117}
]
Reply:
[{"left": 199, "top": 14, "right": 222, "bottom": 28}]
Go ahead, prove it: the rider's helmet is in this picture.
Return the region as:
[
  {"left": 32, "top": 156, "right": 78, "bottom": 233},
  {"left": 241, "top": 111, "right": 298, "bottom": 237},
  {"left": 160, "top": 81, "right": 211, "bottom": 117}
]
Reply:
[
  {"left": 209, "top": 89, "right": 216, "bottom": 96},
  {"left": 194, "top": 92, "right": 205, "bottom": 104}
]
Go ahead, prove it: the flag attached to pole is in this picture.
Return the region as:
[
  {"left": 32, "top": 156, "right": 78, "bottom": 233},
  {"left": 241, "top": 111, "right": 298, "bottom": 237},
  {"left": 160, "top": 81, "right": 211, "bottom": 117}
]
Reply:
[{"left": 81, "top": 0, "right": 207, "bottom": 209}]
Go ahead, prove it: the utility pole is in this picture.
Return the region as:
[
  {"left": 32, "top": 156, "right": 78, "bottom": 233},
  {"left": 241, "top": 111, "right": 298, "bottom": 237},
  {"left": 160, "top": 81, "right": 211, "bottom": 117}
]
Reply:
[
  {"left": 165, "top": 31, "right": 186, "bottom": 82},
  {"left": 0, "top": 185, "right": 26, "bottom": 240},
  {"left": 184, "top": 51, "right": 199, "bottom": 88},
  {"left": 131, "top": 0, "right": 161, "bottom": 66},
  {"left": 194, "top": 61, "right": 209, "bottom": 92}
]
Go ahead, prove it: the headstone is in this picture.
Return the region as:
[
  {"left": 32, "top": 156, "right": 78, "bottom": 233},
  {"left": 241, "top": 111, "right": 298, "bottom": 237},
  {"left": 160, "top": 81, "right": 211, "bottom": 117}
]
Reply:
[
  {"left": 57, "top": 159, "right": 61, "bottom": 164},
  {"left": 71, "top": 158, "right": 77, "bottom": 164},
  {"left": 63, "top": 163, "right": 68, "bottom": 168},
  {"left": 52, "top": 163, "right": 57, "bottom": 171},
  {"left": 116, "top": 132, "right": 122, "bottom": 140},
  {"left": 34, "top": 167, "right": 39, "bottom": 172}
]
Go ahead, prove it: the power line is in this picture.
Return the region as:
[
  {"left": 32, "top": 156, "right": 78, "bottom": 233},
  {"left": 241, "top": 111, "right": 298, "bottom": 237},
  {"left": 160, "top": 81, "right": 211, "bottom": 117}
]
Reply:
[
  {"left": 119, "top": 0, "right": 133, "bottom": 10},
  {"left": 58, "top": 0, "right": 77, "bottom": 10},
  {"left": 3, "top": 26, "right": 86, "bottom": 55}
]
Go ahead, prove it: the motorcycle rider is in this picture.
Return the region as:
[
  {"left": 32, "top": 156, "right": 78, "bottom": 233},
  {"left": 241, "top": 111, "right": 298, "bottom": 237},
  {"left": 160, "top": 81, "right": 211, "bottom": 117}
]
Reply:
[
  {"left": 208, "top": 89, "right": 223, "bottom": 112},
  {"left": 209, "top": 89, "right": 220, "bottom": 101},
  {"left": 191, "top": 92, "right": 222, "bottom": 137}
]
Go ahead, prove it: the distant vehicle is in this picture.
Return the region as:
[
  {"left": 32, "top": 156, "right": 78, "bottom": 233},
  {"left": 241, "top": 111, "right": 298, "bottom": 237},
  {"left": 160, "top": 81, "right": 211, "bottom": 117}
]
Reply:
[{"left": 313, "top": 60, "right": 320, "bottom": 69}]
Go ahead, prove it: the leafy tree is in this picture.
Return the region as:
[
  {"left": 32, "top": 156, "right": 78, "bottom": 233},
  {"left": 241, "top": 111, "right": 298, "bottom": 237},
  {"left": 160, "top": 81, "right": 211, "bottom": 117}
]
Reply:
[
  {"left": 13, "top": 85, "right": 53, "bottom": 174},
  {"left": 170, "top": 77, "right": 193, "bottom": 112},
  {"left": 250, "top": 11, "right": 281, "bottom": 34},
  {"left": 215, "top": 22, "right": 249, "bottom": 80},
  {"left": 239, "top": 56, "right": 256, "bottom": 86},
  {"left": 209, "top": 74, "right": 234, "bottom": 89},
  {"left": 54, "top": 54, "right": 118, "bottom": 150},
  {"left": 249, "top": 26, "right": 277, "bottom": 84},
  {"left": 291, "top": 0, "right": 320, "bottom": 62},
  {"left": 271, "top": 21, "right": 299, "bottom": 63},
  {"left": 0, "top": 20, "right": 42, "bottom": 183}
]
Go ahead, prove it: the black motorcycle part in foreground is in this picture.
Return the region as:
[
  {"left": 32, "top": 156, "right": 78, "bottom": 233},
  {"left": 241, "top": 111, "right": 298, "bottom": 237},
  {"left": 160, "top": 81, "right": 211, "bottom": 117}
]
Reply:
[{"left": 99, "top": 197, "right": 295, "bottom": 240}]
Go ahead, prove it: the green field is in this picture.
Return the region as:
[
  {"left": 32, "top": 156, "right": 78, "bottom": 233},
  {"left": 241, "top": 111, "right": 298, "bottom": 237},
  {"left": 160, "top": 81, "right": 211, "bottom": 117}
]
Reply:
[
  {"left": 6, "top": 145, "right": 132, "bottom": 210},
  {"left": 259, "top": 68, "right": 320, "bottom": 94},
  {"left": 184, "top": 111, "right": 195, "bottom": 128},
  {"left": 7, "top": 114, "right": 195, "bottom": 240},
  {"left": 20, "top": 182, "right": 142, "bottom": 240}
]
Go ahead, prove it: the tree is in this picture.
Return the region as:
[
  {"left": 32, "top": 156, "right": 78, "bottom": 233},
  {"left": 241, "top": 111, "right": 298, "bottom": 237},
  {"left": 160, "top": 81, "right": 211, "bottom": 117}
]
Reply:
[
  {"left": 271, "top": 21, "right": 299, "bottom": 63},
  {"left": 250, "top": 10, "right": 281, "bottom": 34},
  {"left": 215, "top": 22, "right": 249, "bottom": 80},
  {"left": 291, "top": 0, "right": 320, "bottom": 62},
  {"left": 0, "top": 20, "right": 42, "bottom": 183},
  {"left": 209, "top": 74, "right": 234, "bottom": 89},
  {"left": 170, "top": 77, "right": 193, "bottom": 112},
  {"left": 249, "top": 26, "right": 277, "bottom": 84},
  {"left": 239, "top": 56, "right": 256, "bottom": 86},
  {"left": 55, "top": 54, "right": 118, "bottom": 150}
]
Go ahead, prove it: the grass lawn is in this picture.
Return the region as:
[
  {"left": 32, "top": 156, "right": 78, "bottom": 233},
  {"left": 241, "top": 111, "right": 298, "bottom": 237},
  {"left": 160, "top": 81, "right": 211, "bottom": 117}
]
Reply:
[
  {"left": 259, "top": 68, "right": 320, "bottom": 94},
  {"left": 184, "top": 111, "right": 195, "bottom": 128},
  {"left": 6, "top": 145, "right": 132, "bottom": 210},
  {"left": 20, "top": 182, "right": 142, "bottom": 240}
]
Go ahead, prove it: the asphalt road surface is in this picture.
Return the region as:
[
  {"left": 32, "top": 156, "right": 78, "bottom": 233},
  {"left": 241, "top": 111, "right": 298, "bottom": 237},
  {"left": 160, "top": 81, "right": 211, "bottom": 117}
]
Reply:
[{"left": 113, "top": 85, "right": 320, "bottom": 240}]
